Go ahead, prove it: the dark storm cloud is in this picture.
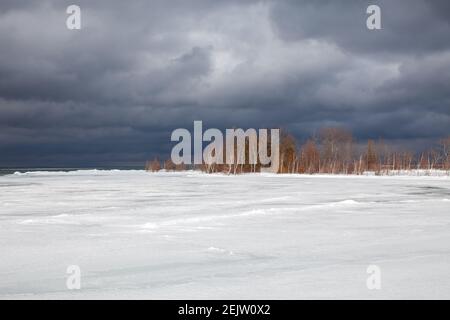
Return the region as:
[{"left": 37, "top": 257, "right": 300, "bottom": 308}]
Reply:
[
  {"left": 0, "top": 0, "right": 449, "bottom": 166},
  {"left": 270, "top": 0, "right": 450, "bottom": 54}
]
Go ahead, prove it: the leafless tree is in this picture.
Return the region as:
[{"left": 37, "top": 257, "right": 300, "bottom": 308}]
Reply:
[{"left": 148, "top": 157, "right": 161, "bottom": 172}]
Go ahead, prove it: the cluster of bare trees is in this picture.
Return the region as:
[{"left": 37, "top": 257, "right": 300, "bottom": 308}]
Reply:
[
  {"left": 145, "top": 157, "right": 186, "bottom": 172},
  {"left": 283, "top": 129, "right": 450, "bottom": 174},
  {"left": 145, "top": 158, "right": 161, "bottom": 172},
  {"left": 146, "top": 128, "right": 450, "bottom": 174}
]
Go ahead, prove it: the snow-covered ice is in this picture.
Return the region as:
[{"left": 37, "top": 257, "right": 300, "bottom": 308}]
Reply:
[{"left": 0, "top": 170, "right": 449, "bottom": 299}]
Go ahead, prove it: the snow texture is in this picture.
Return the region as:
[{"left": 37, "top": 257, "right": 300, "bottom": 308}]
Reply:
[{"left": 0, "top": 170, "right": 449, "bottom": 299}]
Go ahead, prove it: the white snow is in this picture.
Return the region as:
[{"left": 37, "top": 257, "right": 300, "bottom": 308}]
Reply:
[{"left": 0, "top": 170, "right": 449, "bottom": 299}]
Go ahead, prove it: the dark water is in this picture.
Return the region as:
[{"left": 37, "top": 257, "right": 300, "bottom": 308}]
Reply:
[{"left": 0, "top": 166, "right": 143, "bottom": 176}]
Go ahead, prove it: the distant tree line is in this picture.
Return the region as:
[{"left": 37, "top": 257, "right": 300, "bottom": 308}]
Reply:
[{"left": 146, "top": 127, "right": 450, "bottom": 174}]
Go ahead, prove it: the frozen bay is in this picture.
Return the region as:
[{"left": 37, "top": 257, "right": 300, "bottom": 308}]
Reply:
[{"left": 0, "top": 170, "right": 449, "bottom": 299}]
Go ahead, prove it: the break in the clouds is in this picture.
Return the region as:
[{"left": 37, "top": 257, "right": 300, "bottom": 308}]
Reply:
[{"left": 0, "top": 0, "right": 449, "bottom": 166}]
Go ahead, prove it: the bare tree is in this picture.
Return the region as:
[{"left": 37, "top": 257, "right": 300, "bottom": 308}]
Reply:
[
  {"left": 439, "top": 136, "right": 450, "bottom": 170},
  {"left": 365, "top": 140, "right": 378, "bottom": 172},
  {"left": 279, "top": 131, "right": 297, "bottom": 173},
  {"left": 164, "top": 158, "right": 176, "bottom": 171},
  {"left": 148, "top": 157, "right": 161, "bottom": 172},
  {"left": 318, "top": 127, "right": 353, "bottom": 173},
  {"left": 299, "top": 139, "right": 320, "bottom": 174}
]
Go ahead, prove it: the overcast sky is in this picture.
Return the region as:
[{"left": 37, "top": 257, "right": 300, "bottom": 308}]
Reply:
[{"left": 1, "top": 0, "right": 449, "bottom": 167}]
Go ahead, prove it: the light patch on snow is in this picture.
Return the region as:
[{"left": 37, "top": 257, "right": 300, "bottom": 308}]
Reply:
[{"left": 207, "top": 247, "right": 234, "bottom": 255}]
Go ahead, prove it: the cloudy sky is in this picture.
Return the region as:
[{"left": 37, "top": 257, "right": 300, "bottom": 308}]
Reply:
[{"left": 0, "top": 0, "right": 449, "bottom": 167}]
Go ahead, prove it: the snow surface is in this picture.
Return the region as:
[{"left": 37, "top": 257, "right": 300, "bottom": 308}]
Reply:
[{"left": 0, "top": 170, "right": 449, "bottom": 299}]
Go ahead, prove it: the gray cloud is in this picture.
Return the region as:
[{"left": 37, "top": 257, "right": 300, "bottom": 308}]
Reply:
[
  {"left": 0, "top": 0, "right": 449, "bottom": 167},
  {"left": 271, "top": 0, "right": 450, "bottom": 55}
]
